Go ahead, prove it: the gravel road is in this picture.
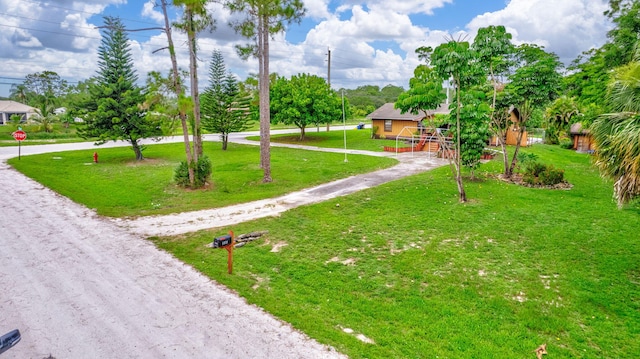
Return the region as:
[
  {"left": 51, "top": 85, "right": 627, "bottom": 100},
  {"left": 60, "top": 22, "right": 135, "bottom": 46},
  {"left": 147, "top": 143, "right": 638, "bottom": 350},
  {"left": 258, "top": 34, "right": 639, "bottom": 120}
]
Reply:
[{"left": 0, "top": 160, "right": 345, "bottom": 359}]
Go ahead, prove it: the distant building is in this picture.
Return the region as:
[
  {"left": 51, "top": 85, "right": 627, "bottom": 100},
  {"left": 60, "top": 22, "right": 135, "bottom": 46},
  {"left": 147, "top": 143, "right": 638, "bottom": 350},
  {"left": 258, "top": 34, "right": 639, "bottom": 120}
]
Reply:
[
  {"left": 366, "top": 102, "right": 450, "bottom": 139},
  {"left": 570, "top": 122, "right": 594, "bottom": 153},
  {"left": 0, "top": 100, "right": 38, "bottom": 125}
]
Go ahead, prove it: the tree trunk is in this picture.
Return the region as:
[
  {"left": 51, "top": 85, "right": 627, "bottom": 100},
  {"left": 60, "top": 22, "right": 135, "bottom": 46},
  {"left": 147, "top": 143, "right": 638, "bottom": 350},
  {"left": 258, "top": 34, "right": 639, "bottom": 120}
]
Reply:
[
  {"left": 187, "top": 9, "right": 203, "bottom": 159},
  {"left": 500, "top": 139, "right": 510, "bottom": 176},
  {"left": 508, "top": 101, "right": 531, "bottom": 176},
  {"left": 160, "top": 0, "right": 194, "bottom": 186},
  {"left": 131, "top": 139, "right": 144, "bottom": 161},
  {"left": 222, "top": 133, "right": 228, "bottom": 150},
  {"left": 454, "top": 80, "right": 466, "bottom": 203},
  {"left": 508, "top": 127, "right": 526, "bottom": 176},
  {"left": 490, "top": 116, "right": 510, "bottom": 177},
  {"left": 258, "top": 14, "right": 272, "bottom": 182},
  {"left": 300, "top": 126, "right": 306, "bottom": 140}
]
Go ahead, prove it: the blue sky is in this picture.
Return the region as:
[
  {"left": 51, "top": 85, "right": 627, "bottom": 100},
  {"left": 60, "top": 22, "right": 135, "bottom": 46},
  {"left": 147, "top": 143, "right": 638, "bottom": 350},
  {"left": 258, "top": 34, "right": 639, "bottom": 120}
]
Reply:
[{"left": 0, "top": 0, "right": 611, "bottom": 97}]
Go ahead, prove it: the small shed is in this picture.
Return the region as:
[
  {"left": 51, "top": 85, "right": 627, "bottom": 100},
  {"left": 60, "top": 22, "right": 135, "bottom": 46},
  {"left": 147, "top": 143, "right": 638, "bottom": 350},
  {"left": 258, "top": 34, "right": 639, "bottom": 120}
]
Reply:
[
  {"left": 489, "top": 107, "right": 528, "bottom": 147},
  {"left": 0, "top": 100, "right": 37, "bottom": 125},
  {"left": 570, "top": 122, "right": 594, "bottom": 153},
  {"left": 367, "top": 102, "right": 449, "bottom": 139}
]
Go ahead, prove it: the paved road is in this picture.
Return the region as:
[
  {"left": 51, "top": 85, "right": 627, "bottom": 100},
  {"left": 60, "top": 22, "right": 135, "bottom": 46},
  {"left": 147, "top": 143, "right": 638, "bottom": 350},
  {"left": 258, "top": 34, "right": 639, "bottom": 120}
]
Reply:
[{"left": 0, "top": 132, "right": 445, "bottom": 358}]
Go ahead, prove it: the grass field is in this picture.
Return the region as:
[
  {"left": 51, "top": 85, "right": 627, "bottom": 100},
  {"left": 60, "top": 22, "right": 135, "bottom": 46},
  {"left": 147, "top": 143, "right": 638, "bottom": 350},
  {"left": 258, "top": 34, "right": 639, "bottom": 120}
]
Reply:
[
  {"left": 7, "top": 132, "right": 640, "bottom": 358},
  {"left": 152, "top": 145, "right": 640, "bottom": 358},
  {"left": 250, "top": 127, "right": 399, "bottom": 151},
  {"left": 7, "top": 141, "right": 397, "bottom": 217}
]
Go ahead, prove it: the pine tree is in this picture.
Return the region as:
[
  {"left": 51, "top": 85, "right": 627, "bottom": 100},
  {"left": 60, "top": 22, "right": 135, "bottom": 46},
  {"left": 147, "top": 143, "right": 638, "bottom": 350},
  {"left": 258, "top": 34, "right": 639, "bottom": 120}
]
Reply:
[
  {"left": 202, "top": 50, "right": 252, "bottom": 150},
  {"left": 79, "top": 16, "right": 161, "bottom": 160}
]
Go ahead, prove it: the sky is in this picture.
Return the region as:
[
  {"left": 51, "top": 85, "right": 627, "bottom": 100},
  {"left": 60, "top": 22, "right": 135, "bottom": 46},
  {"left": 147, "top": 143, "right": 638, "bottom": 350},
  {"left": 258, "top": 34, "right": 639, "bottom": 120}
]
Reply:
[{"left": 0, "top": 0, "right": 612, "bottom": 98}]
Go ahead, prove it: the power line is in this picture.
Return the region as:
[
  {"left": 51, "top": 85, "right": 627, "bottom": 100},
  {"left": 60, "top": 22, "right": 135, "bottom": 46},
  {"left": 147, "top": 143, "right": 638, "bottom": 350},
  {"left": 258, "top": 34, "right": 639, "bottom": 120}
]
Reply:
[
  {"left": 0, "top": 24, "right": 102, "bottom": 41},
  {"left": 20, "top": 0, "right": 161, "bottom": 27}
]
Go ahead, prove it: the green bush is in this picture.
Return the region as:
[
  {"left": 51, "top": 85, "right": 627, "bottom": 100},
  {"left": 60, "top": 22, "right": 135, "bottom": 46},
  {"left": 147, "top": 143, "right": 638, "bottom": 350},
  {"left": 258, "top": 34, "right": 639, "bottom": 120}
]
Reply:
[
  {"left": 560, "top": 138, "right": 574, "bottom": 149},
  {"left": 539, "top": 165, "right": 565, "bottom": 185},
  {"left": 524, "top": 161, "right": 547, "bottom": 177},
  {"left": 174, "top": 155, "right": 212, "bottom": 188},
  {"left": 522, "top": 161, "right": 565, "bottom": 186},
  {"left": 516, "top": 152, "right": 539, "bottom": 172}
]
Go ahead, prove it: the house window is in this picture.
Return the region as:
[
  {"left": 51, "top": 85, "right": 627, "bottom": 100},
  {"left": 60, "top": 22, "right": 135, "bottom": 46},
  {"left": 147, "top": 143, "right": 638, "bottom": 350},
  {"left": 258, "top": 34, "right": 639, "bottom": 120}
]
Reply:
[{"left": 384, "top": 120, "right": 392, "bottom": 132}]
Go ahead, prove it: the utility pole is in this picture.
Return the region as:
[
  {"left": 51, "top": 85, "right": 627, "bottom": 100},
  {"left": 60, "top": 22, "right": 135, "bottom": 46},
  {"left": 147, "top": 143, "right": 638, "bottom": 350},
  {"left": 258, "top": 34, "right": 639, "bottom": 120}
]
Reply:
[
  {"left": 327, "top": 48, "right": 331, "bottom": 131},
  {"left": 327, "top": 47, "right": 331, "bottom": 87}
]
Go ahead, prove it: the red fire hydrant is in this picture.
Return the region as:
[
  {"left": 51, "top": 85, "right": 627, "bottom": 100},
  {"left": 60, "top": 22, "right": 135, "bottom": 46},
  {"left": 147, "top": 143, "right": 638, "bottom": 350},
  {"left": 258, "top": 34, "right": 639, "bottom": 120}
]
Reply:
[{"left": 93, "top": 152, "right": 98, "bottom": 163}]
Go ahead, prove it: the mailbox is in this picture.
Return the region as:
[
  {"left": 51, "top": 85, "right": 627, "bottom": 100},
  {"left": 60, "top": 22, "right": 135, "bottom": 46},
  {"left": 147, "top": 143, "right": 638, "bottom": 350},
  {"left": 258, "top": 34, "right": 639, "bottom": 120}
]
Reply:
[{"left": 213, "top": 234, "right": 233, "bottom": 248}]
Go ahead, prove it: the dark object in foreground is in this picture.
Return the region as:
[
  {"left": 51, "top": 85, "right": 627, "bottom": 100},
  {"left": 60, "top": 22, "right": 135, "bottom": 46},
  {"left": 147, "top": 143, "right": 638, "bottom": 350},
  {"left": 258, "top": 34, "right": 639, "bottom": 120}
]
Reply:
[{"left": 0, "top": 329, "right": 21, "bottom": 355}]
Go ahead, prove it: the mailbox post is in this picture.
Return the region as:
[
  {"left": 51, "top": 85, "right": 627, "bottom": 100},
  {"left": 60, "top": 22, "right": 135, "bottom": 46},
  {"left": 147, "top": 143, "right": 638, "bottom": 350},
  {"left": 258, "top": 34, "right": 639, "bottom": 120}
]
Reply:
[{"left": 212, "top": 231, "right": 235, "bottom": 274}]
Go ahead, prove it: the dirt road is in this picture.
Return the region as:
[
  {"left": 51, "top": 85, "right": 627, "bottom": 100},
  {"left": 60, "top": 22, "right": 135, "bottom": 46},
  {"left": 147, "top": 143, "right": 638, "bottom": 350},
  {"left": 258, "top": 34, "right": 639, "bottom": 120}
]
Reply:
[{"left": 0, "top": 161, "right": 345, "bottom": 358}]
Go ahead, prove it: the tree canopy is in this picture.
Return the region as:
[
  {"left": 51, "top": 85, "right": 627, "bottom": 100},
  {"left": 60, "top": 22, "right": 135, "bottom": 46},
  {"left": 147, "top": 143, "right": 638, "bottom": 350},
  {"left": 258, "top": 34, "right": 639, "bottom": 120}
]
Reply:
[
  {"left": 201, "top": 50, "right": 252, "bottom": 150},
  {"left": 591, "top": 52, "right": 640, "bottom": 207},
  {"left": 270, "top": 73, "right": 342, "bottom": 140},
  {"left": 503, "top": 44, "right": 562, "bottom": 176}
]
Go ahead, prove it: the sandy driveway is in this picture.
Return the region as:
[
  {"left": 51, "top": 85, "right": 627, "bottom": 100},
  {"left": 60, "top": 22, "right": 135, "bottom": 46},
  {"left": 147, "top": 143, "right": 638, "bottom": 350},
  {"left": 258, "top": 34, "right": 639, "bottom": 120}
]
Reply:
[{"left": 0, "top": 135, "right": 445, "bottom": 358}]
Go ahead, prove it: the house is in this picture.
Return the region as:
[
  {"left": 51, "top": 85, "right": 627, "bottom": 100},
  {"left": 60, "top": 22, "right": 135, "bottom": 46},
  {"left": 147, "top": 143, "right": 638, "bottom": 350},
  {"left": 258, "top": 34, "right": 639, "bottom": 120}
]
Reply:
[
  {"left": 488, "top": 107, "right": 529, "bottom": 147},
  {"left": 367, "top": 102, "right": 450, "bottom": 154},
  {"left": 0, "top": 100, "right": 37, "bottom": 125},
  {"left": 570, "top": 122, "right": 594, "bottom": 153},
  {"left": 367, "top": 102, "right": 449, "bottom": 139}
]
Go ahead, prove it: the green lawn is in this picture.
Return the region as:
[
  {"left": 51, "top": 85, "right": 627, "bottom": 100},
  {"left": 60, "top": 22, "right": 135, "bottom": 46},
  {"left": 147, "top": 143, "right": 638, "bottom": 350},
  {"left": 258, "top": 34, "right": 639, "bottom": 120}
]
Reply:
[
  {"left": 0, "top": 123, "right": 86, "bottom": 147},
  {"left": 152, "top": 145, "right": 640, "bottom": 358},
  {"left": 251, "top": 128, "right": 399, "bottom": 151},
  {"left": 7, "top": 141, "right": 397, "bottom": 217},
  {"left": 7, "top": 132, "right": 639, "bottom": 358}
]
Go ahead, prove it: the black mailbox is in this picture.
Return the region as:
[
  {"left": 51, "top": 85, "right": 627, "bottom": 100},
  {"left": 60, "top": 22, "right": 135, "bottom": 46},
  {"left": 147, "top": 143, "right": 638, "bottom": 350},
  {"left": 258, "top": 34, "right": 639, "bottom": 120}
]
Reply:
[{"left": 213, "top": 234, "right": 233, "bottom": 248}]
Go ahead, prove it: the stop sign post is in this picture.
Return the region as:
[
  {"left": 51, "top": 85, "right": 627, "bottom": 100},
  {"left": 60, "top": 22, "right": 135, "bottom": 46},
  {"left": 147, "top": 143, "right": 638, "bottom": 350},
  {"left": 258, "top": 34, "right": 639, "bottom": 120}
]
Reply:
[{"left": 12, "top": 129, "right": 27, "bottom": 160}]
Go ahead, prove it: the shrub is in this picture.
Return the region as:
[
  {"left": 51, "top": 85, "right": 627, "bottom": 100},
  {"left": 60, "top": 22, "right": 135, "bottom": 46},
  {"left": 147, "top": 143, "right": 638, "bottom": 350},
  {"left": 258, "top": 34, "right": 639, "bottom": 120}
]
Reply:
[
  {"left": 524, "top": 161, "right": 547, "bottom": 177},
  {"left": 174, "top": 155, "right": 212, "bottom": 188},
  {"left": 516, "top": 152, "right": 539, "bottom": 173},
  {"left": 522, "top": 161, "right": 565, "bottom": 186},
  {"left": 539, "top": 165, "right": 565, "bottom": 185},
  {"left": 560, "top": 138, "right": 574, "bottom": 149}
]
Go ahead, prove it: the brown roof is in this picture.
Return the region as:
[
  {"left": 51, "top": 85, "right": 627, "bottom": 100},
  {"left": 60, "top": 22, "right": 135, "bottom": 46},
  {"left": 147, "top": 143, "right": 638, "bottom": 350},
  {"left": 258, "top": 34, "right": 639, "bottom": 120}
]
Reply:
[
  {"left": 570, "top": 122, "right": 589, "bottom": 135},
  {"left": 366, "top": 102, "right": 450, "bottom": 122}
]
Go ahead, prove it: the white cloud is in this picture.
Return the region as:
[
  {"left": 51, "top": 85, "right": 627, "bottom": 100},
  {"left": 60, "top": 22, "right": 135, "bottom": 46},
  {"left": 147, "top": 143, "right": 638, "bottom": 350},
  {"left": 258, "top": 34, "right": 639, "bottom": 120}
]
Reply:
[
  {"left": 141, "top": 0, "right": 165, "bottom": 23},
  {"left": 466, "top": 0, "right": 611, "bottom": 63},
  {"left": 339, "top": 0, "right": 453, "bottom": 15},
  {"left": 304, "top": 0, "right": 332, "bottom": 19},
  {"left": 0, "top": 0, "right": 617, "bottom": 97}
]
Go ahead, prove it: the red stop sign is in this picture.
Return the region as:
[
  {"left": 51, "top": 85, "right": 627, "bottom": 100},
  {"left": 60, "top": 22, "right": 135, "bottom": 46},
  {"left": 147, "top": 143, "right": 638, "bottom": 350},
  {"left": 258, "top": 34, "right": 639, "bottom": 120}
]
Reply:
[{"left": 12, "top": 130, "right": 27, "bottom": 141}]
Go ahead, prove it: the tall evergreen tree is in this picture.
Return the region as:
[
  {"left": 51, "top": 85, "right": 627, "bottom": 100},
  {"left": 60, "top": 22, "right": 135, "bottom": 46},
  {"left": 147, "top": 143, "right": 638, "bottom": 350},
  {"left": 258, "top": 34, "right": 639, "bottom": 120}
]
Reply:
[
  {"left": 79, "top": 16, "right": 161, "bottom": 160},
  {"left": 201, "top": 50, "right": 252, "bottom": 150}
]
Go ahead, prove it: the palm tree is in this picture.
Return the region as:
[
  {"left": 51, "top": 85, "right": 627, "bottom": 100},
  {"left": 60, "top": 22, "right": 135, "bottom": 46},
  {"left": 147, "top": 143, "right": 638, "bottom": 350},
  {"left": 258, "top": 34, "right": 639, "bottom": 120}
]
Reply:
[
  {"left": 9, "top": 84, "right": 29, "bottom": 104},
  {"left": 34, "top": 102, "right": 57, "bottom": 133},
  {"left": 544, "top": 95, "right": 579, "bottom": 144},
  {"left": 590, "top": 55, "right": 640, "bottom": 207}
]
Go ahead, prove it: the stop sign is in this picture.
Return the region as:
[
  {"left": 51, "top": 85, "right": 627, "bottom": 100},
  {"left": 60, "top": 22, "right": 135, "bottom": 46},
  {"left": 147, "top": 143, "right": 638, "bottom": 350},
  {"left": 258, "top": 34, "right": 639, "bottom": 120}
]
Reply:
[{"left": 12, "top": 130, "right": 26, "bottom": 141}]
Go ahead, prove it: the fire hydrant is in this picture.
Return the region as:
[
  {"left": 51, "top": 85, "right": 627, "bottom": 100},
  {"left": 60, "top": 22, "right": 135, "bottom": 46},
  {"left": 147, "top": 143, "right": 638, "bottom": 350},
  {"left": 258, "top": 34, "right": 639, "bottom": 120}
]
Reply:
[{"left": 93, "top": 152, "right": 98, "bottom": 163}]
